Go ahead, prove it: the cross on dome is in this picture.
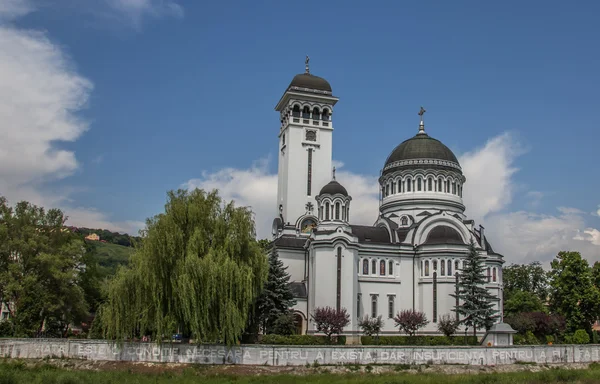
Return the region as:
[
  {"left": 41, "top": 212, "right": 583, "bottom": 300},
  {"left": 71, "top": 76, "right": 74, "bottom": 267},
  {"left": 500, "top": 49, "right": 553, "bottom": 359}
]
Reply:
[{"left": 418, "top": 106, "right": 426, "bottom": 134}]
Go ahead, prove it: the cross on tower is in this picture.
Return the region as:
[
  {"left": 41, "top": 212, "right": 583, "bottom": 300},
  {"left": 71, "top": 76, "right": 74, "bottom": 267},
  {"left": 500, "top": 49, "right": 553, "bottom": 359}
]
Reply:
[
  {"left": 332, "top": 166, "right": 336, "bottom": 180},
  {"left": 305, "top": 55, "right": 310, "bottom": 74},
  {"left": 418, "top": 106, "right": 426, "bottom": 133}
]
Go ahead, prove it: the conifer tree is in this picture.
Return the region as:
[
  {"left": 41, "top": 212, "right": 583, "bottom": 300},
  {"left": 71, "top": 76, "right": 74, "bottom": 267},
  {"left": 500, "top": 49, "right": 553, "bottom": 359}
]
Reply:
[
  {"left": 256, "top": 246, "right": 296, "bottom": 334},
  {"left": 451, "top": 240, "right": 498, "bottom": 338}
]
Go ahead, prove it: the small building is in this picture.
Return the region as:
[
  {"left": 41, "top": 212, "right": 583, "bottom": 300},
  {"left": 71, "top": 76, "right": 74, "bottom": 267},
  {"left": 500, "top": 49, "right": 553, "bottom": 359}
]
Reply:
[{"left": 85, "top": 233, "right": 100, "bottom": 241}]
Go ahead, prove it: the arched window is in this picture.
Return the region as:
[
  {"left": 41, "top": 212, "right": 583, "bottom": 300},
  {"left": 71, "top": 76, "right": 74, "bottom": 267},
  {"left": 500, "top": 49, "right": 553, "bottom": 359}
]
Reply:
[
  {"left": 462, "top": 260, "right": 466, "bottom": 270},
  {"left": 362, "top": 259, "right": 369, "bottom": 275},
  {"left": 325, "top": 202, "right": 330, "bottom": 220},
  {"left": 401, "top": 216, "right": 408, "bottom": 226},
  {"left": 292, "top": 105, "right": 300, "bottom": 117},
  {"left": 398, "top": 179, "right": 402, "bottom": 193},
  {"left": 428, "top": 178, "right": 433, "bottom": 191},
  {"left": 455, "top": 260, "right": 459, "bottom": 272},
  {"left": 357, "top": 294, "right": 361, "bottom": 318},
  {"left": 438, "top": 178, "right": 442, "bottom": 192},
  {"left": 452, "top": 182, "right": 456, "bottom": 194},
  {"left": 388, "top": 260, "right": 393, "bottom": 275},
  {"left": 388, "top": 295, "right": 395, "bottom": 318},
  {"left": 371, "top": 295, "right": 378, "bottom": 318},
  {"left": 302, "top": 106, "right": 310, "bottom": 119},
  {"left": 447, "top": 260, "right": 452, "bottom": 276},
  {"left": 380, "top": 260, "right": 386, "bottom": 275},
  {"left": 425, "top": 260, "right": 430, "bottom": 276},
  {"left": 322, "top": 108, "right": 330, "bottom": 121},
  {"left": 335, "top": 202, "right": 340, "bottom": 220},
  {"left": 391, "top": 181, "right": 396, "bottom": 194},
  {"left": 406, "top": 178, "right": 412, "bottom": 192},
  {"left": 441, "top": 260, "right": 446, "bottom": 275},
  {"left": 312, "top": 107, "right": 320, "bottom": 120},
  {"left": 346, "top": 206, "right": 350, "bottom": 221},
  {"left": 458, "top": 184, "right": 462, "bottom": 197},
  {"left": 385, "top": 184, "right": 389, "bottom": 197},
  {"left": 487, "top": 267, "right": 491, "bottom": 282},
  {"left": 433, "top": 260, "right": 438, "bottom": 271},
  {"left": 493, "top": 268, "right": 497, "bottom": 282},
  {"left": 371, "top": 259, "right": 376, "bottom": 275},
  {"left": 446, "top": 180, "right": 450, "bottom": 193},
  {"left": 417, "top": 178, "right": 422, "bottom": 191},
  {"left": 342, "top": 205, "right": 346, "bottom": 221}
]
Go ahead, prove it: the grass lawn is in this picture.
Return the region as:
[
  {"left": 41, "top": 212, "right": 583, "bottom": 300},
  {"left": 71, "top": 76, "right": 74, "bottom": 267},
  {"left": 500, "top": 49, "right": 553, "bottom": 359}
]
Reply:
[{"left": 2, "top": 360, "right": 600, "bottom": 384}]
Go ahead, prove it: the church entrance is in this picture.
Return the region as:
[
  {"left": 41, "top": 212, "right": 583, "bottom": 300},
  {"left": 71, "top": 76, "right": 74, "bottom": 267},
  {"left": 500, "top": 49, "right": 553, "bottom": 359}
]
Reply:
[{"left": 293, "top": 313, "right": 304, "bottom": 335}]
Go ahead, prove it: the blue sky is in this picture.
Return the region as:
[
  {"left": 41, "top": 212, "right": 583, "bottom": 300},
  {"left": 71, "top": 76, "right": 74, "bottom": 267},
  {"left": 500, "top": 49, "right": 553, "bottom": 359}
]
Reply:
[{"left": 1, "top": 0, "right": 599, "bottom": 264}]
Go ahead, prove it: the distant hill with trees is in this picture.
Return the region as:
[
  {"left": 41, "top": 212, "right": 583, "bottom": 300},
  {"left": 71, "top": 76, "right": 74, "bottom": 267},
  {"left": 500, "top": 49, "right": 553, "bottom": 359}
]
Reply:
[{"left": 69, "top": 227, "right": 141, "bottom": 247}]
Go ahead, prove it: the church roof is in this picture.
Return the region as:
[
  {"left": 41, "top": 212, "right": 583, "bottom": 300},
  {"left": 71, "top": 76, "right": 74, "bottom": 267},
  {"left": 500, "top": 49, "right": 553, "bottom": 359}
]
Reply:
[
  {"left": 424, "top": 225, "right": 465, "bottom": 245},
  {"left": 273, "top": 236, "right": 306, "bottom": 249},
  {"left": 383, "top": 133, "right": 460, "bottom": 176},
  {"left": 351, "top": 225, "right": 391, "bottom": 244},
  {"left": 319, "top": 180, "right": 348, "bottom": 197},
  {"left": 289, "top": 73, "right": 332, "bottom": 93}
]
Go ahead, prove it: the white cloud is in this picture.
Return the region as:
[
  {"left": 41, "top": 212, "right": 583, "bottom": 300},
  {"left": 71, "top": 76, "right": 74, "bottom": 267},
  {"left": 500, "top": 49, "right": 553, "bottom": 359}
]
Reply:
[
  {"left": 0, "top": 2, "right": 142, "bottom": 235},
  {"left": 0, "top": 0, "right": 34, "bottom": 21},
  {"left": 104, "top": 0, "right": 183, "bottom": 29},
  {"left": 185, "top": 132, "right": 600, "bottom": 265},
  {"left": 596, "top": 205, "right": 600, "bottom": 217}
]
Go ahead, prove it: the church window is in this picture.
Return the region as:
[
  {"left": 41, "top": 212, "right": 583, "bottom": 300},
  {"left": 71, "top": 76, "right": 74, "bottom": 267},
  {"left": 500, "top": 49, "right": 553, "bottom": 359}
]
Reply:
[
  {"left": 371, "top": 295, "right": 378, "bottom": 318},
  {"left": 438, "top": 178, "right": 442, "bottom": 192},
  {"left": 447, "top": 260, "right": 452, "bottom": 276},
  {"left": 406, "top": 178, "right": 412, "bottom": 192},
  {"left": 388, "top": 260, "right": 393, "bottom": 275},
  {"left": 357, "top": 294, "right": 361, "bottom": 318},
  {"left": 318, "top": 206, "right": 322, "bottom": 220},
  {"left": 428, "top": 178, "right": 433, "bottom": 191},
  {"left": 487, "top": 267, "right": 491, "bottom": 282},
  {"left": 322, "top": 108, "right": 330, "bottom": 121},
  {"left": 417, "top": 178, "right": 422, "bottom": 191},
  {"left": 363, "top": 259, "right": 369, "bottom": 275},
  {"left": 380, "top": 260, "right": 386, "bottom": 276},
  {"left": 425, "top": 260, "right": 430, "bottom": 276},
  {"left": 292, "top": 105, "right": 300, "bottom": 117},
  {"left": 458, "top": 184, "right": 462, "bottom": 197},
  {"left": 446, "top": 180, "right": 450, "bottom": 193},
  {"left": 385, "top": 184, "right": 389, "bottom": 196},
  {"left": 398, "top": 179, "right": 402, "bottom": 193},
  {"left": 347, "top": 206, "right": 350, "bottom": 221},
  {"left": 335, "top": 202, "right": 340, "bottom": 220},
  {"left": 441, "top": 260, "right": 446, "bottom": 275},
  {"left": 307, "top": 149, "right": 313, "bottom": 195},
  {"left": 433, "top": 272, "right": 438, "bottom": 323},
  {"left": 388, "top": 295, "right": 395, "bottom": 319},
  {"left": 391, "top": 181, "right": 396, "bottom": 194},
  {"left": 336, "top": 247, "right": 342, "bottom": 311},
  {"left": 455, "top": 260, "right": 460, "bottom": 274},
  {"left": 371, "top": 259, "right": 377, "bottom": 275},
  {"left": 452, "top": 182, "right": 456, "bottom": 194},
  {"left": 493, "top": 268, "right": 497, "bottom": 282},
  {"left": 433, "top": 260, "right": 438, "bottom": 271},
  {"left": 342, "top": 205, "right": 346, "bottom": 221},
  {"left": 302, "top": 106, "right": 310, "bottom": 119},
  {"left": 305, "top": 130, "right": 316, "bottom": 141},
  {"left": 462, "top": 260, "right": 466, "bottom": 270},
  {"left": 312, "top": 107, "right": 320, "bottom": 120},
  {"left": 401, "top": 216, "right": 408, "bottom": 226},
  {"left": 325, "top": 202, "right": 330, "bottom": 220}
]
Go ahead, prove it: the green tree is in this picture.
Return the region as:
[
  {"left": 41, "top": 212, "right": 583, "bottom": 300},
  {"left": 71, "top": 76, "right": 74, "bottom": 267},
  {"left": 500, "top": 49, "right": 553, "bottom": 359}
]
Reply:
[
  {"left": 503, "top": 291, "right": 547, "bottom": 316},
  {"left": 451, "top": 241, "right": 498, "bottom": 338},
  {"left": 503, "top": 262, "right": 548, "bottom": 302},
  {"left": 0, "top": 197, "right": 89, "bottom": 337},
  {"left": 549, "top": 251, "right": 600, "bottom": 332},
  {"left": 99, "top": 189, "right": 268, "bottom": 345},
  {"left": 256, "top": 246, "right": 296, "bottom": 334}
]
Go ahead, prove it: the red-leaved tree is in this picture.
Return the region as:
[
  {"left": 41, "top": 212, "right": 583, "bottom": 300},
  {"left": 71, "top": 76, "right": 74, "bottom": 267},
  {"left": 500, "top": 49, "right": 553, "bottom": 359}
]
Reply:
[
  {"left": 393, "top": 309, "right": 429, "bottom": 337},
  {"left": 311, "top": 306, "right": 350, "bottom": 343}
]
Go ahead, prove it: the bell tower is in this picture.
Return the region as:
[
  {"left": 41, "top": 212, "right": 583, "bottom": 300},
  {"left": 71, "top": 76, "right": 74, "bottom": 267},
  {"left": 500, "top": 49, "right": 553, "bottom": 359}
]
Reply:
[{"left": 274, "top": 57, "right": 338, "bottom": 233}]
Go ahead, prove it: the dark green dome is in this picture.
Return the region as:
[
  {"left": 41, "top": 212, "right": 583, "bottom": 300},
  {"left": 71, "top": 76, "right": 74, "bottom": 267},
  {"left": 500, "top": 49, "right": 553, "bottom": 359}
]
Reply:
[
  {"left": 383, "top": 133, "right": 460, "bottom": 175},
  {"left": 289, "top": 73, "right": 332, "bottom": 93},
  {"left": 319, "top": 180, "right": 348, "bottom": 196}
]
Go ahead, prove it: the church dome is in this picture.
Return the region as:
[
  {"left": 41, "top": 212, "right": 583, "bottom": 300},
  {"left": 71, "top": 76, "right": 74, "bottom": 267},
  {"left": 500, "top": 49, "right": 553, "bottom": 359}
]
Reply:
[
  {"left": 319, "top": 180, "right": 348, "bottom": 197},
  {"left": 289, "top": 73, "right": 332, "bottom": 93},
  {"left": 382, "top": 133, "right": 460, "bottom": 176}
]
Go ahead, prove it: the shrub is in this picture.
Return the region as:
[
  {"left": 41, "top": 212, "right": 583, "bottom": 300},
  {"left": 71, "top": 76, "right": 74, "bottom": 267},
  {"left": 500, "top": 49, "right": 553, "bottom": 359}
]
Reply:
[
  {"left": 437, "top": 314, "right": 459, "bottom": 337},
  {"left": 311, "top": 307, "right": 350, "bottom": 344},
  {"left": 393, "top": 309, "right": 428, "bottom": 337},
  {"left": 572, "top": 329, "right": 590, "bottom": 344},
  {"left": 258, "top": 334, "right": 343, "bottom": 345},
  {"left": 358, "top": 315, "right": 383, "bottom": 337},
  {"left": 271, "top": 312, "right": 296, "bottom": 336},
  {"left": 361, "top": 335, "right": 478, "bottom": 346}
]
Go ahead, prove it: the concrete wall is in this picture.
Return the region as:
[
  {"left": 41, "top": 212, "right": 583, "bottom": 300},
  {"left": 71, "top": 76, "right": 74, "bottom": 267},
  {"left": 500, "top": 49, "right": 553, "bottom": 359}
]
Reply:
[{"left": 2, "top": 339, "right": 600, "bottom": 366}]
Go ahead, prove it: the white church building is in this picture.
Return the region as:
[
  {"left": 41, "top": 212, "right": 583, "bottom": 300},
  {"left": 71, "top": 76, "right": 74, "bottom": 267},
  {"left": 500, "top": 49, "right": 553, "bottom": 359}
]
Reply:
[{"left": 271, "top": 61, "right": 504, "bottom": 338}]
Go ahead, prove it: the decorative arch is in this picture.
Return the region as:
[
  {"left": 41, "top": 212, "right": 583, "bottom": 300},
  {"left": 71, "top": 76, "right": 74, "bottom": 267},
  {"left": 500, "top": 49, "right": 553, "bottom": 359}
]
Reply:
[{"left": 413, "top": 214, "right": 471, "bottom": 246}]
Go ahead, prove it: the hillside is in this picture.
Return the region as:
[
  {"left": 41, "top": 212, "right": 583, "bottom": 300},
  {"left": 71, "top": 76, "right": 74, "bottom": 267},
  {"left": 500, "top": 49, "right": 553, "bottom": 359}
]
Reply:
[{"left": 87, "top": 241, "right": 134, "bottom": 277}]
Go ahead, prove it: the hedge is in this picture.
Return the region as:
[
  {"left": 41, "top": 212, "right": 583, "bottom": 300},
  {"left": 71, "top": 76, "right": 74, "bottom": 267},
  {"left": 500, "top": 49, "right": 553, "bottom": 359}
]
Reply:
[
  {"left": 259, "top": 334, "right": 346, "bottom": 345},
  {"left": 361, "top": 335, "right": 478, "bottom": 346}
]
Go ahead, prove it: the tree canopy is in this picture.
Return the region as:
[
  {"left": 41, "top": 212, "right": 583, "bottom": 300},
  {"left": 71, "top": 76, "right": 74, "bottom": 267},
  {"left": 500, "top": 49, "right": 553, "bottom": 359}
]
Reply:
[
  {"left": 99, "top": 189, "right": 268, "bottom": 345},
  {"left": 503, "top": 262, "right": 548, "bottom": 302}
]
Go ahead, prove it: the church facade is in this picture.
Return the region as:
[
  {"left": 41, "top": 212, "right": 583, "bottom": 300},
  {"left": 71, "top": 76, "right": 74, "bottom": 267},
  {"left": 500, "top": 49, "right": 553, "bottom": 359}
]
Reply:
[{"left": 271, "top": 62, "right": 504, "bottom": 338}]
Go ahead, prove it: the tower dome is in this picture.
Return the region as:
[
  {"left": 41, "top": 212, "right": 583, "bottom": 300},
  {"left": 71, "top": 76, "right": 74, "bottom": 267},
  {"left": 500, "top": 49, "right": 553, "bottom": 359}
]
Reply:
[
  {"left": 319, "top": 179, "right": 348, "bottom": 197},
  {"left": 289, "top": 73, "right": 332, "bottom": 93},
  {"left": 316, "top": 168, "right": 352, "bottom": 223}
]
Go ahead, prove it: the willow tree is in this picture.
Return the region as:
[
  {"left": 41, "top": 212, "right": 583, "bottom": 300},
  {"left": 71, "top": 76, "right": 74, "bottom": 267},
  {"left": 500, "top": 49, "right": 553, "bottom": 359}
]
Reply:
[{"left": 100, "top": 189, "right": 268, "bottom": 345}]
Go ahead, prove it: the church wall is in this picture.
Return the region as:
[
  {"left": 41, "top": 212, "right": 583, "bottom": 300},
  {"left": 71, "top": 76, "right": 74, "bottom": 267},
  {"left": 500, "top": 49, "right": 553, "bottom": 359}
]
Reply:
[
  {"left": 278, "top": 248, "right": 306, "bottom": 283},
  {"left": 309, "top": 246, "right": 338, "bottom": 332}
]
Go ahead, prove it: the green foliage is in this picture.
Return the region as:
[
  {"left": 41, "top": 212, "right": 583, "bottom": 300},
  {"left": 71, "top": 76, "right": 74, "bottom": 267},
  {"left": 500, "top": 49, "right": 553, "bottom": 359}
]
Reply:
[
  {"left": 361, "top": 335, "right": 478, "bottom": 345},
  {"left": 256, "top": 247, "right": 296, "bottom": 334},
  {"left": 451, "top": 241, "right": 498, "bottom": 336},
  {"left": 87, "top": 242, "right": 133, "bottom": 278},
  {"left": 74, "top": 227, "right": 140, "bottom": 247},
  {"left": 504, "top": 291, "right": 547, "bottom": 316},
  {"left": 0, "top": 197, "right": 89, "bottom": 338},
  {"left": 99, "top": 189, "right": 268, "bottom": 345},
  {"left": 271, "top": 312, "right": 296, "bottom": 336},
  {"left": 0, "top": 320, "right": 13, "bottom": 337},
  {"left": 549, "top": 251, "right": 600, "bottom": 332},
  {"left": 259, "top": 334, "right": 330, "bottom": 345},
  {"left": 572, "top": 329, "right": 591, "bottom": 344},
  {"left": 503, "top": 262, "right": 548, "bottom": 303},
  {"left": 513, "top": 331, "right": 540, "bottom": 345},
  {"left": 437, "top": 313, "right": 459, "bottom": 337}
]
